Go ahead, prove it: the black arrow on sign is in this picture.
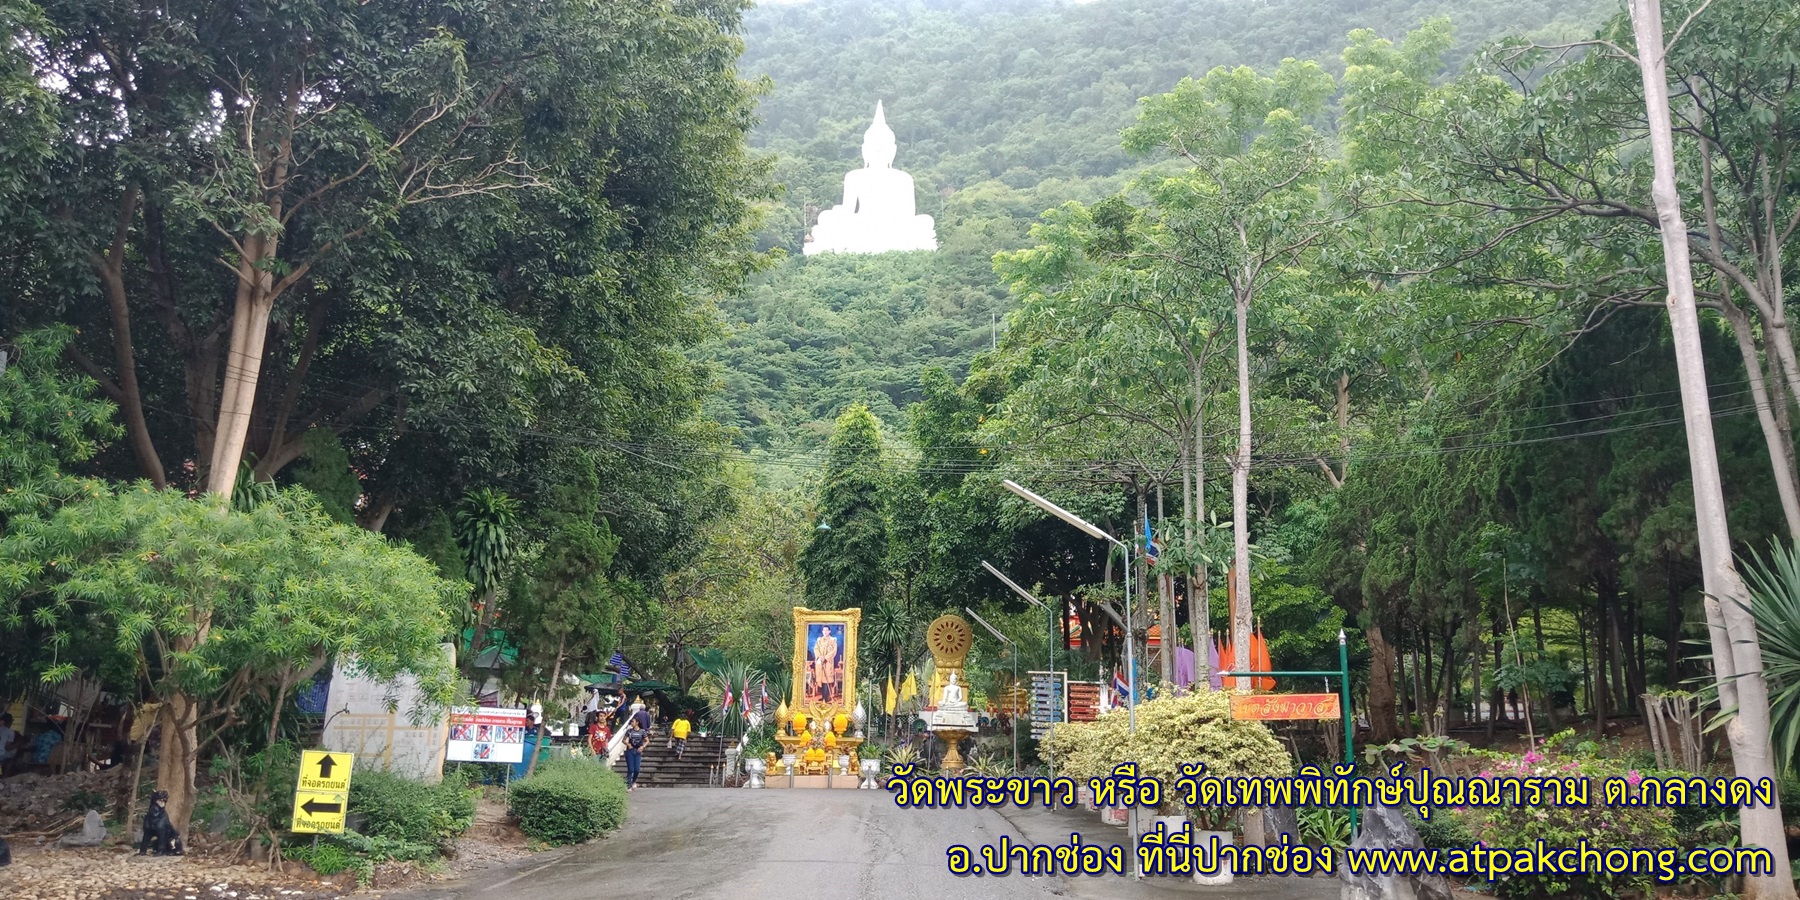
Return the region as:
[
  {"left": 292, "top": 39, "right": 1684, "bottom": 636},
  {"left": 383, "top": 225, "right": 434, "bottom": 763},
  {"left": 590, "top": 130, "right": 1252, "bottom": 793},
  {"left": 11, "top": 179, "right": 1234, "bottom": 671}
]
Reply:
[
  {"left": 301, "top": 798, "right": 343, "bottom": 816},
  {"left": 316, "top": 755, "right": 338, "bottom": 778}
]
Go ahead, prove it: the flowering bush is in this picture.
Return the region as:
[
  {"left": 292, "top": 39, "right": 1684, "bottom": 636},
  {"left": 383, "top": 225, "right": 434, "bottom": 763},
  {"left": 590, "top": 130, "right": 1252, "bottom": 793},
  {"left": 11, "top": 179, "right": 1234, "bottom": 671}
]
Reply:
[
  {"left": 1042, "top": 689, "right": 1292, "bottom": 815},
  {"left": 1468, "top": 745, "right": 1675, "bottom": 899}
]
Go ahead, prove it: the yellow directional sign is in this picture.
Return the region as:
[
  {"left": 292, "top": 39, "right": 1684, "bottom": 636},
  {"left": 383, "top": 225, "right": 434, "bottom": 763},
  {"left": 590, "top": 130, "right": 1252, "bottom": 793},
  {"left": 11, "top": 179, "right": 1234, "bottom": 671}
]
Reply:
[
  {"left": 291, "top": 790, "right": 348, "bottom": 834},
  {"left": 291, "top": 750, "right": 353, "bottom": 834}
]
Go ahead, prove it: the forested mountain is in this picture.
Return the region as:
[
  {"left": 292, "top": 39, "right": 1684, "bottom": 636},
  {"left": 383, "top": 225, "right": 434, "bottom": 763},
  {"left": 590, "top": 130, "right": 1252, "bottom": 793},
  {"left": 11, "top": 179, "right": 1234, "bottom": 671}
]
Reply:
[{"left": 705, "top": 0, "right": 1615, "bottom": 456}]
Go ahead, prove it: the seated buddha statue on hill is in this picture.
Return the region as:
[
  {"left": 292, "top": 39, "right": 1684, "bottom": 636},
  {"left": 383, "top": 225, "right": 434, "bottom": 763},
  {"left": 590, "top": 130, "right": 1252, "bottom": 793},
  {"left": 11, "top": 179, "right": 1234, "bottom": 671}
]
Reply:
[{"left": 804, "top": 101, "right": 938, "bottom": 255}]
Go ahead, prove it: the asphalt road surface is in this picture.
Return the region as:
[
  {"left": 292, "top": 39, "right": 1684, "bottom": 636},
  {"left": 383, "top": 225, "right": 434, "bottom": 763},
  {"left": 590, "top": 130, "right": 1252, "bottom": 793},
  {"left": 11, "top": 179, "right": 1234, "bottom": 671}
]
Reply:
[{"left": 388, "top": 788, "right": 1343, "bottom": 900}]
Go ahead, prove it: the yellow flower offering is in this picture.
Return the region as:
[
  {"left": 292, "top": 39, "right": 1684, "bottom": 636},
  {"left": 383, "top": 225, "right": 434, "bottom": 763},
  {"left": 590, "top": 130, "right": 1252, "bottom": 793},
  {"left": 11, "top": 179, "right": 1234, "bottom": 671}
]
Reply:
[{"left": 832, "top": 713, "right": 849, "bottom": 734}]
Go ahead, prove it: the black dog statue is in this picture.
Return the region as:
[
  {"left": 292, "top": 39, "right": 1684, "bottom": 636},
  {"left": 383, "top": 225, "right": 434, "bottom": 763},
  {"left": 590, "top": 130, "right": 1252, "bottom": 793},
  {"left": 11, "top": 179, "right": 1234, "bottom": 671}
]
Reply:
[{"left": 138, "top": 790, "right": 183, "bottom": 856}]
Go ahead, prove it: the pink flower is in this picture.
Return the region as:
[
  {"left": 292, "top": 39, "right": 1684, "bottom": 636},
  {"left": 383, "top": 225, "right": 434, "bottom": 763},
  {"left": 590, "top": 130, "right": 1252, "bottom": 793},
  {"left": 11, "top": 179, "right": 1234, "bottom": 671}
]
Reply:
[
  {"left": 1522, "top": 751, "right": 1544, "bottom": 765},
  {"left": 1626, "top": 770, "right": 1643, "bottom": 787}
]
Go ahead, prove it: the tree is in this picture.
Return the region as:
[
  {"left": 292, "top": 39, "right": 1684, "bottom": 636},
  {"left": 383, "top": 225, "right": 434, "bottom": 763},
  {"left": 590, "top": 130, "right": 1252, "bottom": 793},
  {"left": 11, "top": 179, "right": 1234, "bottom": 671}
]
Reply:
[
  {"left": 507, "top": 451, "right": 620, "bottom": 777},
  {"left": 456, "top": 488, "right": 520, "bottom": 668},
  {"left": 0, "top": 327, "right": 120, "bottom": 523},
  {"left": 1627, "top": 0, "right": 1792, "bottom": 892},
  {"left": 0, "top": 487, "right": 459, "bottom": 833},
  {"left": 1118, "top": 59, "right": 1339, "bottom": 689},
  {"left": 8, "top": 0, "right": 770, "bottom": 517},
  {"left": 799, "top": 405, "right": 889, "bottom": 610}
]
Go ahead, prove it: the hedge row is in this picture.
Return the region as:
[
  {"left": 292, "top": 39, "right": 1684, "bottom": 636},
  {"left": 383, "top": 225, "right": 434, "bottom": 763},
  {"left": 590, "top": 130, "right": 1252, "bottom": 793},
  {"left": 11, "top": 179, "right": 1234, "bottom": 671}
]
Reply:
[{"left": 507, "top": 758, "right": 628, "bottom": 845}]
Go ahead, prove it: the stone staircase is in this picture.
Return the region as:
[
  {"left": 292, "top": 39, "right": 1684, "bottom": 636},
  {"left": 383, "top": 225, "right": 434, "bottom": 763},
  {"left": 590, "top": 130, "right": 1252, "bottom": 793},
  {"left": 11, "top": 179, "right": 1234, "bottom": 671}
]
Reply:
[{"left": 612, "top": 734, "right": 730, "bottom": 787}]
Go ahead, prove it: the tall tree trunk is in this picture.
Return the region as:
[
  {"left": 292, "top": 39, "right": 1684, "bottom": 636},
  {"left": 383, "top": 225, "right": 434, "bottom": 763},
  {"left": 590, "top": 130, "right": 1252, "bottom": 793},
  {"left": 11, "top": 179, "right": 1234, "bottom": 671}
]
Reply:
[
  {"left": 1396, "top": 638, "right": 1409, "bottom": 719},
  {"left": 1367, "top": 618, "right": 1400, "bottom": 743},
  {"left": 1719, "top": 298, "right": 1800, "bottom": 539},
  {"left": 1421, "top": 626, "right": 1435, "bottom": 718},
  {"left": 1595, "top": 597, "right": 1611, "bottom": 735},
  {"left": 1155, "top": 485, "right": 1172, "bottom": 687},
  {"left": 1664, "top": 570, "right": 1683, "bottom": 687},
  {"left": 524, "top": 634, "right": 566, "bottom": 780},
  {"left": 1231, "top": 292, "right": 1253, "bottom": 691},
  {"left": 1439, "top": 633, "right": 1456, "bottom": 730},
  {"left": 155, "top": 690, "right": 202, "bottom": 834},
  {"left": 89, "top": 186, "right": 168, "bottom": 488},
  {"left": 1630, "top": 6, "right": 1795, "bottom": 890},
  {"left": 1189, "top": 376, "right": 1211, "bottom": 687}
]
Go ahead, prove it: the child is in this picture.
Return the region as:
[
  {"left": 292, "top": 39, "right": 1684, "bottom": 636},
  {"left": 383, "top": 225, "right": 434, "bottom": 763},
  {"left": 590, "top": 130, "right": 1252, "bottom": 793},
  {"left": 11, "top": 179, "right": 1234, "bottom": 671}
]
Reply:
[{"left": 669, "top": 712, "right": 691, "bottom": 759}]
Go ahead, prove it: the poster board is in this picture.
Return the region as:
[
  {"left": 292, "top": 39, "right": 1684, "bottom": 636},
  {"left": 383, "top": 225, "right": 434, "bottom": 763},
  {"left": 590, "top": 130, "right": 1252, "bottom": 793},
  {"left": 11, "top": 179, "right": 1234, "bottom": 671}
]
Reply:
[
  {"left": 1027, "top": 670, "right": 1067, "bottom": 741},
  {"left": 320, "top": 644, "right": 454, "bottom": 783},
  {"left": 791, "top": 606, "right": 860, "bottom": 715},
  {"left": 446, "top": 706, "right": 530, "bottom": 763}
]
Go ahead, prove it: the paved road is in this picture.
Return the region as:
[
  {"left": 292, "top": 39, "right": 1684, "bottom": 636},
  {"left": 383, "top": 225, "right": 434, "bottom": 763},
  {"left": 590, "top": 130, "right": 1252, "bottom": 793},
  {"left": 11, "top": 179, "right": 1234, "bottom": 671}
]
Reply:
[{"left": 389, "top": 788, "right": 1342, "bottom": 900}]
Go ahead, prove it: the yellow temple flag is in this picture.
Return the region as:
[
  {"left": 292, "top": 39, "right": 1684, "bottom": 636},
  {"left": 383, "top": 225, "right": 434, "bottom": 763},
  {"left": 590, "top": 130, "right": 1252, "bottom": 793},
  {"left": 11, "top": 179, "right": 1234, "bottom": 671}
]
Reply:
[
  {"left": 884, "top": 678, "right": 897, "bottom": 715},
  {"left": 899, "top": 672, "right": 917, "bottom": 702}
]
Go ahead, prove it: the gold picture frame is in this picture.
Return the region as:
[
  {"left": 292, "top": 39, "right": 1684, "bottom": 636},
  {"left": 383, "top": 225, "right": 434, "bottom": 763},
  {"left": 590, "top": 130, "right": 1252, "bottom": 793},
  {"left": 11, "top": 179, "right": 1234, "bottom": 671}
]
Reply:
[{"left": 791, "top": 606, "right": 860, "bottom": 717}]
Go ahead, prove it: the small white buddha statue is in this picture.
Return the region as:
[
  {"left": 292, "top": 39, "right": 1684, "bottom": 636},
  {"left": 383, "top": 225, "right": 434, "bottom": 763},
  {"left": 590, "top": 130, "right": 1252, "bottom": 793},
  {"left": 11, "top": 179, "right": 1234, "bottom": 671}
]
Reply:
[{"left": 939, "top": 673, "right": 967, "bottom": 710}]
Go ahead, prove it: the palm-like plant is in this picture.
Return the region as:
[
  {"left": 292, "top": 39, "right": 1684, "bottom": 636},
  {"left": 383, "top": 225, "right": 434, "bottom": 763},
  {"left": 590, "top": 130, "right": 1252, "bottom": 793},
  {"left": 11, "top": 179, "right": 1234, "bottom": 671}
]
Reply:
[
  {"left": 863, "top": 596, "right": 913, "bottom": 733},
  {"left": 1737, "top": 543, "right": 1800, "bottom": 774},
  {"left": 454, "top": 488, "right": 520, "bottom": 660}
]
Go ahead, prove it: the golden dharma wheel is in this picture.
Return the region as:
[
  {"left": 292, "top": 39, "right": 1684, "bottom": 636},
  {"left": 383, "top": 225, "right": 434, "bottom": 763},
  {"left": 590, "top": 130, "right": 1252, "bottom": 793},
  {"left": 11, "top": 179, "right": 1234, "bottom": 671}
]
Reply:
[{"left": 926, "top": 614, "right": 973, "bottom": 666}]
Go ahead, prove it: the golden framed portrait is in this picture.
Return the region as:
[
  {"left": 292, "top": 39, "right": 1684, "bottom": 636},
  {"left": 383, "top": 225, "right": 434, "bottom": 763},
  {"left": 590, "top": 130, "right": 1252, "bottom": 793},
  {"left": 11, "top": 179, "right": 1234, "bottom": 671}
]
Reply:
[{"left": 791, "top": 606, "right": 860, "bottom": 713}]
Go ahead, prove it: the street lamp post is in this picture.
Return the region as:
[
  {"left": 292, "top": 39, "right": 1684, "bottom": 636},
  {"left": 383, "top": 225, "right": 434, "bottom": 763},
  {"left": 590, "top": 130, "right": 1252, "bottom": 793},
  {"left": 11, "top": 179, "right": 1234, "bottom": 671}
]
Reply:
[
  {"left": 1001, "top": 480, "right": 1136, "bottom": 733},
  {"left": 980, "top": 560, "right": 1058, "bottom": 780},
  {"left": 965, "top": 607, "right": 1019, "bottom": 774},
  {"left": 1002, "top": 479, "right": 1141, "bottom": 877}
]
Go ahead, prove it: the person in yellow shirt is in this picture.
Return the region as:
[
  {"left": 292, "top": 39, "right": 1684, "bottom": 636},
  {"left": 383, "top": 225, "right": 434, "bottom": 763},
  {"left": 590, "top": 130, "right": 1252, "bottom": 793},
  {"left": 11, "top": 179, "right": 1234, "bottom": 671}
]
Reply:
[{"left": 669, "top": 712, "right": 692, "bottom": 759}]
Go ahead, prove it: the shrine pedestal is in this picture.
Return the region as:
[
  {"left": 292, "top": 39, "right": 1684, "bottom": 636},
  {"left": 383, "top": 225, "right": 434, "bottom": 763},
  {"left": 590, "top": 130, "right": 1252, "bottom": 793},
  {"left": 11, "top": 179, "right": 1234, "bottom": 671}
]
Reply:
[{"left": 766, "top": 774, "right": 860, "bottom": 790}]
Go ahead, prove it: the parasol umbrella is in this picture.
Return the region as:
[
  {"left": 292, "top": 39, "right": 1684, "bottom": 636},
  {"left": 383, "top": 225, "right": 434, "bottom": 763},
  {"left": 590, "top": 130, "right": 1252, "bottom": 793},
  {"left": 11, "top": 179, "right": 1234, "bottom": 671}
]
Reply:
[{"left": 884, "top": 678, "right": 897, "bottom": 715}]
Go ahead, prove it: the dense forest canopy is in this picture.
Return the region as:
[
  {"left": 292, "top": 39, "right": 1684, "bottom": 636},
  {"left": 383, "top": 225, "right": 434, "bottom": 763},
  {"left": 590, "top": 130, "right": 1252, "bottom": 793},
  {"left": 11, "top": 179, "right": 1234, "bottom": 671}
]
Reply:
[{"left": 706, "top": 0, "right": 1619, "bottom": 457}]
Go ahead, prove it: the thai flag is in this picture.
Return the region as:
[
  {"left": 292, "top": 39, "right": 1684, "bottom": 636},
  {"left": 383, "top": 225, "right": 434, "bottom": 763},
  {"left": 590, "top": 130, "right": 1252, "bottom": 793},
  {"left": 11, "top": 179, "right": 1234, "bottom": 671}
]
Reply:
[
  {"left": 1112, "top": 669, "right": 1132, "bottom": 706},
  {"left": 1144, "top": 514, "right": 1161, "bottom": 567},
  {"left": 721, "top": 682, "right": 734, "bottom": 713},
  {"left": 608, "top": 652, "right": 630, "bottom": 677},
  {"left": 740, "top": 677, "right": 752, "bottom": 715}
]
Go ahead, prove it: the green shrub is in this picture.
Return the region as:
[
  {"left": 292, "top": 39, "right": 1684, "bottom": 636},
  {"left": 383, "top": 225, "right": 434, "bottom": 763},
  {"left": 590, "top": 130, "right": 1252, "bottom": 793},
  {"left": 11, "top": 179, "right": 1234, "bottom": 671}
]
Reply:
[
  {"left": 1407, "top": 807, "right": 1476, "bottom": 849},
  {"left": 348, "top": 768, "right": 477, "bottom": 848},
  {"left": 285, "top": 831, "right": 442, "bottom": 888},
  {"left": 1042, "top": 689, "right": 1291, "bottom": 826},
  {"left": 286, "top": 840, "right": 358, "bottom": 877},
  {"left": 507, "top": 758, "right": 628, "bottom": 845},
  {"left": 1470, "top": 750, "right": 1675, "bottom": 899}
]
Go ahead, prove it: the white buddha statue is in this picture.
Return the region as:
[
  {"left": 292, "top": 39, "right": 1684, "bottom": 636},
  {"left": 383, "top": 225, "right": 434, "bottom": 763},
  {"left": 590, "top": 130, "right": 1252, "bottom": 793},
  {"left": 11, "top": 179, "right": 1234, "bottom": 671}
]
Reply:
[
  {"left": 805, "top": 101, "right": 938, "bottom": 255},
  {"left": 928, "top": 671, "right": 976, "bottom": 730},
  {"left": 938, "top": 672, "right": 967, "bottom": 710}
]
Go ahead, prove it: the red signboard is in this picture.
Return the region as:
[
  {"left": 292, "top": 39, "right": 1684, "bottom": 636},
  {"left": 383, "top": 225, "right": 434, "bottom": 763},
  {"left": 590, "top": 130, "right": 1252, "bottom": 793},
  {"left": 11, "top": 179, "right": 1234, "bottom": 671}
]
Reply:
[{"left": 1229, "top": 693, "right": 1341, "bottom": 721}]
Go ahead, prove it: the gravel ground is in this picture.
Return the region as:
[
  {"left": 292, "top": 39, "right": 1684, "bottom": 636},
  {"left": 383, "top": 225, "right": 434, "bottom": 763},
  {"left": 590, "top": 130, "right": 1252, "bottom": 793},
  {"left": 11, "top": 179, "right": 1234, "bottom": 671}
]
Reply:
[{"left": 2, "top": 846, "right": 348, "bottom": 900}]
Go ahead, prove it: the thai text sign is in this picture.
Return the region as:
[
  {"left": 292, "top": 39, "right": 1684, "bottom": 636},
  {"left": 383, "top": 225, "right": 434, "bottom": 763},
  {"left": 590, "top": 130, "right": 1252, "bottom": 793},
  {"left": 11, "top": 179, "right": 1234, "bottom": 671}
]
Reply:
[
  {"left": 1229, "top": 693, "right": 1341, "bottom": 721},
  {"left": 291, "top": 750, "right": 352, "bottom": 834},
  {"left": 446, "top": 706, "right": 530, "bottom": 763}
]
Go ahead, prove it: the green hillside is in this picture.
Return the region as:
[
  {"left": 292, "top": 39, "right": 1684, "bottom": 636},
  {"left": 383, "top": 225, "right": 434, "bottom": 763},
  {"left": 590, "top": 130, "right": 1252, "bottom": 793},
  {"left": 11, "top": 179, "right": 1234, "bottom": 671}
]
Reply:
[{"left": 703, "top": 0, "right": 1617, "bottom": 457}]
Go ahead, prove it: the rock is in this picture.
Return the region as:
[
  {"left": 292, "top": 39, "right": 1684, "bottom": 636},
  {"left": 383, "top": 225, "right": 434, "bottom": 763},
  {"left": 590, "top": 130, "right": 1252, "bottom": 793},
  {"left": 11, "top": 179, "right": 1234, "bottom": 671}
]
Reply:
[
  {"left": 58, "top": 811, "right": 106, "bottom": 848},
  {"left": 1339, "top": 805, "right": 1452, "bottom": 900},
  {"left": 1263, "top": 805, "right": 1300, "bottom": 842}
]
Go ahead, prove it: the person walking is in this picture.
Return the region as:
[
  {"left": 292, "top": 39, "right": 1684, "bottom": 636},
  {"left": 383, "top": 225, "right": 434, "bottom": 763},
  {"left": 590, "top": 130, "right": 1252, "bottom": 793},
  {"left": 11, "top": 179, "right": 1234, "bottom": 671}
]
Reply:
[
  {"left": 623, "top": 722, "right": 648, "bottom": 791},
  {"left": 669, "top": 712, "right": 691, "bottom": 759}
]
